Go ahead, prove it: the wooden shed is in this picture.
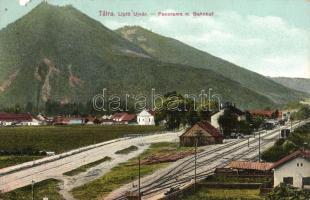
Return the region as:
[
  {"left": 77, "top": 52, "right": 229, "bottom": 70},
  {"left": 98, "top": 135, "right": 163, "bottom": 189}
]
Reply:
[{"left": 180, "top": 121, "right": 223, "bottom": 147}]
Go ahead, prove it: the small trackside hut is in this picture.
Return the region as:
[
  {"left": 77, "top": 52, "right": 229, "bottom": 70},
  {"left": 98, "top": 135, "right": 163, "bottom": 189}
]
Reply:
[{"left": 180, "top": 121, "right": 223, "bottom": 147}]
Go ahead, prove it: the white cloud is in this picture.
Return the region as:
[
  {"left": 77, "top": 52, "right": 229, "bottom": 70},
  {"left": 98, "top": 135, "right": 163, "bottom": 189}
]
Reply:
[
  {"left": 260, "top": 55, "right": 309, "bottom": 78},
  {"left": 102, "top": 10, "right": 310, "bottom": 78},
  {"left": 18, "top": 0, "right": 31, "bottom": 6}
]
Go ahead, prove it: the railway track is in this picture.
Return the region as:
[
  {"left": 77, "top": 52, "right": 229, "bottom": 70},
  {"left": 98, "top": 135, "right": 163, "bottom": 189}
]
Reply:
[{"left": 112, "top": 121, "right": 305, "bottom": 200}]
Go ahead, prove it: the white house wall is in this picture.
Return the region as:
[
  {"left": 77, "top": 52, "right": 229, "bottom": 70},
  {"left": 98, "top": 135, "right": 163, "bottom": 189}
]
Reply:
[
  {"left": 211, "top": 110, "right": 224, "bottom": 129},
  {"left": 137, "top": 110, "right": 155, "bottom": 125},
  {"left": 274, "top": 157, "right": 310, "bottom": 188},
  {"left": 137, "top": 116, "right": 155, "bottom": 125}
]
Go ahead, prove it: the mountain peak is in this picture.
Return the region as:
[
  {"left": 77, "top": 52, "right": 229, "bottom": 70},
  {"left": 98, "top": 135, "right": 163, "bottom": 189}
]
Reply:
[{"left": 27, "top": 2, "right": 82, "bottom": 19}]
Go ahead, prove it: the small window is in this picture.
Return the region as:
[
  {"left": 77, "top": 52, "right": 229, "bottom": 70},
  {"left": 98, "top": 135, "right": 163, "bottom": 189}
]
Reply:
[
  {"left": 303, "top": 177, "right": 310, "bottom": 186},
  {"left": 283, "top": 177, "right": 293, "bottom": 185},
  {"left": 297, "top": 163, "right": 299, "bottom": 167},
  {"left": 301, "top": 163, "right": 303, "bottom": 167}
]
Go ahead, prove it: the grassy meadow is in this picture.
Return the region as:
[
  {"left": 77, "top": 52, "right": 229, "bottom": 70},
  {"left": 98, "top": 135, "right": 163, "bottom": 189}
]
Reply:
[
  {"left": 0, "top": 179, "right": 64, "bottom": 200},
  {"left": 0, "top": 125, "right": 164, "bottom": 168},
  {"left": 0, "top": 125, "right": 164, "bottom": 153}
]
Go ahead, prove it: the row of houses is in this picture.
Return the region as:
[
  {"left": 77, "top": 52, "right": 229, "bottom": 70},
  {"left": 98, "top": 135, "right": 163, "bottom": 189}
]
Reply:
[
  {"left": 0, "top": 109, "right": 156, "bottom": 126},
  {"left": 180, "top": 103, "right": 290, "bottom": 147},
  {"left": 0, "top": 113, "right": 41, "bottom": 126},
  {"left": 180, "top": 103, "right": 246, "bottom": 146}
]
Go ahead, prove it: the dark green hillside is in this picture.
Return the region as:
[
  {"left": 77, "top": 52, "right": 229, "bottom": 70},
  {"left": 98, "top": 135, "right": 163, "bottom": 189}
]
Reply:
[
  {"left": 116, "top": 26, "right": 308, "bottom": 104},
  {"left": 0, "top": 3, "right": 149, "bottom": 106},
  {"left": 0, "top": 3, "right": 276, "bottom": 109},
  {"left": 271, "top": 77, "right": 310, "bottom": 94}
]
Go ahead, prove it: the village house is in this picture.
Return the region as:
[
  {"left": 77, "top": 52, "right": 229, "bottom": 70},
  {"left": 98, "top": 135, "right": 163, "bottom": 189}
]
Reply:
[
  {"left": 53, "top": 116, "right": 84, "bottom": 125},
  {"left": 273, "top": 150, "right": 310, "bottom": 189},
  {"left": 222, "top": 102, "right": 246, "bottom": 121},
  {"left": 229, "top": 106, "right": 246, "bottom": 121},
  {"left": 250, "top": 110, "right": 282, "bottom": 119},
  {"left": 0, "top": 113, "right": 40, "bottom": 126},
  {"left": 180, "top": 121, "right": 223, "bottom": 147},
  {"left": 36, "top": 113, "right": 48, "bottom": 125},
  {"left": 112, "top": 112, "right": 136, "bottom": 124},
  {"left": 137, "top": 109, "right": 155, "bottom": 125},
  {"left": 101, "top": 119, "right": 114, "bottom": 125},
  {"left": 227, "top": 150, "right": 310, "bottom": 189},
  {"left": 211, "top": 110, "right": 224, "bottom": 130}
]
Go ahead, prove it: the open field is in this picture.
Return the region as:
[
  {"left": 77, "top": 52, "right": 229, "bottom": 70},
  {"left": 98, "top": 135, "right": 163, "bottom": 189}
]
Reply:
[
  {"left": 71, "top": 142, "right": 193, "bottom": 200},
  {"left": 0, "top": 125, "right": 164, "bottom": 154},
  {"left": 0, "top": 179, "right": 64, "bottom": 200},
  {"left": 0, "top": 156, "right": 43, "bottom": 169}
]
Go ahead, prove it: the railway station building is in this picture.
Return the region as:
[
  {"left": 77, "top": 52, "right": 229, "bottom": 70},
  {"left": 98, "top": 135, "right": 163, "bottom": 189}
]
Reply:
[{"left": 180, "top": 121, "right": 223, "bottom": 147}]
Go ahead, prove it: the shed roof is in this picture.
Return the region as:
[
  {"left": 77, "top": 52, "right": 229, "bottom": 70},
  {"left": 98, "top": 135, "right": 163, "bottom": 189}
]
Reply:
[
  {"left": 181, "top": 121, "right": 222, "bottom": 138},
  {"left": 271, "top": 150, "right": 310, "bottom": 169},
  {"left": 0, "top": 113, "right": 33, "bottom": 122},
  {"left": 229, "top": 161, "right": 273, "bottom": 171}
]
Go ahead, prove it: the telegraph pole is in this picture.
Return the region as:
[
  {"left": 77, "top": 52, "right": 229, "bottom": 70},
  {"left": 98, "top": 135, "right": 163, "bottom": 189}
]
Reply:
[
  {"left": 258, "top": 131, "right": 261, "bottom": 163},
  {"left": 138, "top": 156, "right": 141, "bottom": 200},
  {"left": 194, "top": 138, "right": 197, "bottom": 192},
  {"left": 31, "top": 180, "right": 35, "bottom": 200}
]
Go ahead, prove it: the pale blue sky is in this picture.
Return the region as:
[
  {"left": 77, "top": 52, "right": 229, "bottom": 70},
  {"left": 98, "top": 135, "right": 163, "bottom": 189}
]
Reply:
[{"left": 0, "top": 0, "right": 309, "bottom": 78}]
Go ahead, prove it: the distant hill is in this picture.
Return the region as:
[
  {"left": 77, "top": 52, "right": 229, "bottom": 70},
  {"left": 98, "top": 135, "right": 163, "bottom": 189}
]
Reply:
[
  {"left": 116, "top": 26, "right": 308, "bottom": 105},
  {"left": 0, "top": 3, "right": 303, "bottom": 111},
  {"left": 270, "top": 77, "right": 310, "bottom": 94}
]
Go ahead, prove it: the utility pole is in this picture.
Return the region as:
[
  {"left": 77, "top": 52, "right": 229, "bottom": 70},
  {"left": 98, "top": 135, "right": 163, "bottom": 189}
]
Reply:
[
  {"left": 258, "top": 131, "right": 261, "bottom": 163},
  {"left": 194, "top": 138, "right": 197, "bottom": 192},
  {"left": 138, "top": 156, "right": 141, "bottom": 200},
  {"left": 31, "top": 180, "right": 35, "bottom": 200}
]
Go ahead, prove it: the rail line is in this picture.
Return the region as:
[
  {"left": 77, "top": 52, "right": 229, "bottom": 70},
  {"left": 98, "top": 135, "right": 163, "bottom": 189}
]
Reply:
[{"left": 112, "top": 122, "right": 304, "bottom": 200}]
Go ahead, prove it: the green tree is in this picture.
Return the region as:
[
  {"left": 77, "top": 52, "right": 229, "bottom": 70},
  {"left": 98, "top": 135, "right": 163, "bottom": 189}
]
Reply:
[
  {"left": 155, "top": 92, "right": 202, "bottom": 130},
  {"left": 218, "top": 109, "right": 238, "bottom": 137},
  {"left": 267, "top": 183, "right": 310, "bottom": 200}
]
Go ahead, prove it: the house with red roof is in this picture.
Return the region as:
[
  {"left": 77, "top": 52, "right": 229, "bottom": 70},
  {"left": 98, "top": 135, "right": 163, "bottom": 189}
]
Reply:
[
  {"left": 111, "top": 112, "right": 136, "bottom": 124},
  {"left": 0, "top": 113, "right": 39, "bottom": 126},
  {"left": 52, "top": 116, "right": 84, "bottom": 125},
  {"left": 272, "top": 150, "right": 310, "bottom": 189},
  {"left": 228, "top": 150, "right": 310, "bottom": 189},
  {"left": 229, "top": 160, "right": 273, "bottom": 172},
  {"left": 180, "top": 121, "right": 223, "bottom": 147},
  {"left": 249, "top": 110, "right": 282, "bottom": 119}
]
